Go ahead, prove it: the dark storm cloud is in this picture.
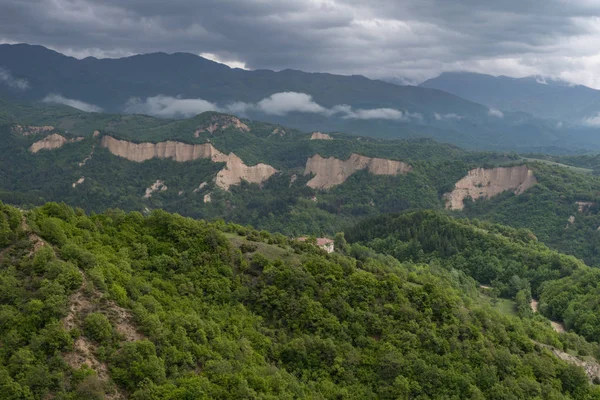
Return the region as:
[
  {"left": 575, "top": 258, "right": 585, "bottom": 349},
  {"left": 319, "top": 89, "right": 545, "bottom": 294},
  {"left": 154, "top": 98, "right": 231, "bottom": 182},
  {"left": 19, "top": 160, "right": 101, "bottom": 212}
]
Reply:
[{"left": 2, "top": 0, "right": 600, "bottom": 86}]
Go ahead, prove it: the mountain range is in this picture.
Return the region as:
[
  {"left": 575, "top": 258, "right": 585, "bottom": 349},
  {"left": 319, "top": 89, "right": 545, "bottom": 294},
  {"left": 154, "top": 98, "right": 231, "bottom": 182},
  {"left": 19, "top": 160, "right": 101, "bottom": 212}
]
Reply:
[
  {"left": 5, "top": 43, "right": 600, "bottom": 399},
  {"left": 2, "top": 43, "right": 600, "bottom": 153},
  {"left": 421, "top": 71, "right": 600, "bottom": 124}
]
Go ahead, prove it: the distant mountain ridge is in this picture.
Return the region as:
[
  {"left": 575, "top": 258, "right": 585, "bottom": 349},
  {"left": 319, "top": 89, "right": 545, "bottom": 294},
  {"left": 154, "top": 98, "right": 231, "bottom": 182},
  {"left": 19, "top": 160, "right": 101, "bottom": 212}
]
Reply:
[
  {"left": 2, "top": 43, "right": 600, "bottom": 152},
  {"left": 420, "top": 71, "right": 600, "bottom": 123}
]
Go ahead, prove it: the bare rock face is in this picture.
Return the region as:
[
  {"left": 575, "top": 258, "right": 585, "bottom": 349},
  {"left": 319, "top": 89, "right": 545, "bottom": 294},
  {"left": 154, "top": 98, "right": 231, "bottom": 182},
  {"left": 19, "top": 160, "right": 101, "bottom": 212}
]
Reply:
[
  {"left": 215, "top": 153, "right": 278, "bottom": 190},
  {"left": 144, "top": 180, "right": 167, "bottom": 198},
  {"left": 12, "top": 125, "right": 55, "bottom": 136},
  {"left": 29, "top": 134, "right": 84, "bottom": 153},
  {"left": 576, "top": 201, "right": 594, "bottom": 213},
  {"left": 72, "top": 177, "right": 85, "bottom": 188},
  {"left": 101, "top": 136, "right": 277, "bottom": 190},
  {"left": 310, "top": 132, "right": 333, "bottom": 140},
  {"left": 304, "top": 154, "right": 412, "bottom": 189},
  {"left": 101, "top": 136, "right": 220, "bottom": 162},
  {"left": 445, "top": 165, "right": 537, "bottom": 210},
  {"left": 194, "top": 115, "right": 250, "bottom": 137}
]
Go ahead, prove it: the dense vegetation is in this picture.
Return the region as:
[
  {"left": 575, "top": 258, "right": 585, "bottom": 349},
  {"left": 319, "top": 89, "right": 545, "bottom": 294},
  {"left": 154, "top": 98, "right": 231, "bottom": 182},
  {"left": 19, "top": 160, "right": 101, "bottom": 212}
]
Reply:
[
  {"left": 1, "top": 202, "right": 600, "bottom": 398},
  {"left": 0, "top": 109, "right": 513, "bottom": 237},
  {"left": 346, "top": 210, "right": 600, "bottom": 343},
  {"left": 3, "top": 101, "right": 600, "bottom": 271},
  {"left": 462, "top": 162, "right": 600, "bottom": 267}
]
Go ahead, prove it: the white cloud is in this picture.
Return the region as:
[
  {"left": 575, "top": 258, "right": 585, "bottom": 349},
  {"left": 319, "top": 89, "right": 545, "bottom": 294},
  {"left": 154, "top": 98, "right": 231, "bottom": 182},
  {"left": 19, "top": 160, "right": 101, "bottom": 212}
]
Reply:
[
  {"left": 124, "top": 95, "right": 219, "bottom": 117},
  {"left": 488, "top": 108, "right": 504, "bottom": 118},
  {"left": 199, "top": 52, "right": 247, "bottom": 70},
  {"left": 583, "top": 113, "right": 600, "bottom": 126},
  {"left": 43, "top": 94, "right": 102, "bottom": 112},
  {"left": 256, "top": 92, "right": 330, "bottom": 116},
  {"left": 124, "top": 91, "right": 422, "bottom": 121},
  {"left": 434, "top": 112, "right": 463, "bottom": 121},
  {"left": 338, "top": 107, "right": 423, "bottom": 121},
  {"left": 0, "top": 67, "right": 29, "bottom": 90}
]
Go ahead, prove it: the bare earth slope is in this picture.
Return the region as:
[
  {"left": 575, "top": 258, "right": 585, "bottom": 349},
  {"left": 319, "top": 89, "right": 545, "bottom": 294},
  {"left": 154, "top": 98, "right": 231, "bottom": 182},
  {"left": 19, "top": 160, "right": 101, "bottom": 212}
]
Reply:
[
  {"left": 304, "top": 153, "right": 412, "bottom": 189},
  {"left": 445, "top": 165, "right": 537, "bottom": 210},
  {"left": 29, "top": 134, "right": 84, "bottom": 153},
  {"left": 101, "top": 136, "right": 277, "bottom": 190},
  {"left": 310, "top": 132, "right": 333, "bottom": 140}
]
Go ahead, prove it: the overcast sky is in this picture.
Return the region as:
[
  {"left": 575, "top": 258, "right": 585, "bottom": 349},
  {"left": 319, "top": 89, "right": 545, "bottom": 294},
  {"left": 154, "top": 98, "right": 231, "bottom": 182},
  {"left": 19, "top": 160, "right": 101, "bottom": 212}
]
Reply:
[{"left": 2, "top": 0, "right": 600, "bottom": 87}]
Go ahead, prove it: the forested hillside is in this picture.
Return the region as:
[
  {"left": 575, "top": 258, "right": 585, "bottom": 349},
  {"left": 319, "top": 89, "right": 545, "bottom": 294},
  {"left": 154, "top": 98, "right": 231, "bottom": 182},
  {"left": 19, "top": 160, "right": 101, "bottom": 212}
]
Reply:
[
  {"left": 1, "top": 44, "right": 599, "bottom": 152},
  {"left": 346, "top": 210, "right": 600, "bottom": 342},
  {"left": 4, "top": 102, "right": 600, "bottom": 270},
  {"left": 2, "top": 202, "right": 600, "bottom": 399}
]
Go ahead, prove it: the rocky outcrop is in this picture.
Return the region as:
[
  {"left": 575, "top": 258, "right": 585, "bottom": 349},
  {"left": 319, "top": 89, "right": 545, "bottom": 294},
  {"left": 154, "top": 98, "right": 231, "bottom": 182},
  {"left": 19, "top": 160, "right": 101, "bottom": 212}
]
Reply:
[
  {"left": 101, "top": 136, "right": 220, "bottom": 162},
  {"left": 310, "top": 132, "right": 333, "bottom": 140},
  {"left": 12, "top": 125, "right": 55, "bottom": 136},
  {"left": 445, "top": 165, "right": 537, "bottom": 210},
  {"left": 144, "top": 180, "right": 167, "bottom": 198},
  {"left": 576, "top": 201, "right": 594, "bottom": 213},
  {"left": 29, "top": 134, "right": 84, "bottom": 153},
  {"left": 535, "top": 342, "right": 599, "bottom": 383},
  {"left": 72, "top": 177, "right": 85, "bottom": 188},
  {"left": 194, "top": 115, "right": 250, "bottom": 137},
  {"left": 304, "top": 154, "right": 412, "bottom": 189},
  {"left": 215, "top": 153, "right": 277, "bottom": 190},
  {"left": 101, "top": 136, "right": 277, "bottom": 190},
  {"left": 194, "top": 182, "right": 208, "bottom": 193},
  {"left": 271, "top": 128, "right": 286, "bottom": 136}
]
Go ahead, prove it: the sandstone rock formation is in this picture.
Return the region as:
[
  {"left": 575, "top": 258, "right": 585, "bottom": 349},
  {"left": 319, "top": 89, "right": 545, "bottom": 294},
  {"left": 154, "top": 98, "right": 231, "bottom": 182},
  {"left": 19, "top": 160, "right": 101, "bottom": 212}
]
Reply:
[
  {"left": 72, "top": 177, "right": 85, "bottom": 188},
  {"left": 101, "top": 136, "right": 277, "bottom": 190},
  {"left": 194, "top": 182, "right": 208, "bottom": 193},
  {"left": 12, "top": 125, "right": 55, "bottom": 136},
  {"left": 29, "top": 134, "right": 84, "bottom": 153},
  {"left": 576, "top": 201, "right": 594, "bottom": 213},
  {"left": 215, "top": 153, "right": 277, "bottom": 190},
  {"left": 304, "top": 154, "right": 412, "bottom": 189},
  {"left": 194, "top": 115, "right": 250, "bottom": 137},
  {"left": 204, "top": 193, "right": 212, "bottom": 203},
  {"left": 445, "top": 165, "right": 537, "bottom": 210},
  {"left": 310, "top": 132, "right": 333, "bottom": 140},
  {"left": 271, "top": 128, "right": 286, "bottom": 136},
  {"left": 144, "top": 180, "right": 167, "bottom": 198}
]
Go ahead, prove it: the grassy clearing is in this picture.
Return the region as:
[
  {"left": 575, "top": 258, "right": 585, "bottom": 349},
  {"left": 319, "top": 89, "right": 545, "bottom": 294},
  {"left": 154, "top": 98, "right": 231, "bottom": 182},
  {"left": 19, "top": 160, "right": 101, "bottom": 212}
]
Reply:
[
  {"left": 522, "top": 157, "right": 593, "bottom": 174},
  {"left": 478, "top": 289, "right": 518, "bottom": 316},
  {"left": 224, "top": 232, "right": 302, "bottom": 265}
]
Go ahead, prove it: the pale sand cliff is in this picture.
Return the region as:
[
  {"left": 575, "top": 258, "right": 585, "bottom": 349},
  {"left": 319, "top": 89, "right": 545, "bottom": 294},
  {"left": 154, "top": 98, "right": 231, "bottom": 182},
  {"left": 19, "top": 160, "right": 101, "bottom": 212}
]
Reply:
[
  {"left": 101, "top": 136, "right": 277, "bottom": 190},
  {"left": 194, "top": 115, "right": 250, "bottom": 137},
  {"left": 29, "top": 134, "right": 84, "bottom": 153},
  {"left": 12, "top": 125, "right": 55, "bottom": 136},
  {"left": 310, "top": 132, "right": 333, "bottom": 140},
  {"left": 445, "top": 165, "right": 537, "bottom": 210},
  {"left": 304, "top": 154, "right": 412, "bottom": 189}
]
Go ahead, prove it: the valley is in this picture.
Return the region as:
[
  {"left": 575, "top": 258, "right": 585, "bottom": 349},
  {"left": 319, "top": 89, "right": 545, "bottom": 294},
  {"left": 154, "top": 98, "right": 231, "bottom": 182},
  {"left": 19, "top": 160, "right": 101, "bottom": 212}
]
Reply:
[{"left": 2, "top": 38, "right": 600, "bottom": 399}]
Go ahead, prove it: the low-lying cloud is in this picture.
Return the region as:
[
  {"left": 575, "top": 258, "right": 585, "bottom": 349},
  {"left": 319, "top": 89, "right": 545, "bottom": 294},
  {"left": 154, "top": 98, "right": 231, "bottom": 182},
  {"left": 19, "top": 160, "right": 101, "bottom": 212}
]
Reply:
[
  {"left": 256, "top": 92, "right": 329, "bottom": 116},
  {"left": 124, "top": 92, "right": 421, "bottom": 122},
  {"left": 583, "top": 113, "right": 600, "bottom": 127},
  {"left": 43, "top": 94, "right": 102, "bottom": 112},
  {"left": 124, "top": 95, "right": 218, "bottom": 118},
  {"left": 334, "top": 105, "right": 422, "bottom": 121},
  {"left": 488, "top": 108, "right": 504, "bottom": 118},
  {"left": 0, "top": 67, "right": 29, "bottom": 90},
  {"left": 434, "top": 112, "right": 464, "bottom": 121}
]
